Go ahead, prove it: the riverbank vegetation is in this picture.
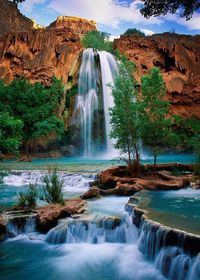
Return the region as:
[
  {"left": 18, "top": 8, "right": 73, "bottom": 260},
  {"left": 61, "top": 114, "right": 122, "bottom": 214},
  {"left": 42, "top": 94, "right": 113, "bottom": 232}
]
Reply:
[
  {"left": 16, "top": 169, "right": 64, "bottom": 209},
  {"left": 0, "top": 77, "right": 65, "bottom": 155},
  {"left": 110, "top": 55, "right": 200, "bottom": 175}
]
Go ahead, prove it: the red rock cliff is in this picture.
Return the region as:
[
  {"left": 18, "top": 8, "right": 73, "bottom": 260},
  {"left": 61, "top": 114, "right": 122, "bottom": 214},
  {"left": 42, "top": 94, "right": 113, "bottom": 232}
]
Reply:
[
  {"left": 0, "top": 1, "right": 96, "bottom": 85},
  {"left": 0, "top": 0, "right": 34, "bottom": 37},
  {"left": 114, "top": 33, "right": 200, "bottom": 118}
]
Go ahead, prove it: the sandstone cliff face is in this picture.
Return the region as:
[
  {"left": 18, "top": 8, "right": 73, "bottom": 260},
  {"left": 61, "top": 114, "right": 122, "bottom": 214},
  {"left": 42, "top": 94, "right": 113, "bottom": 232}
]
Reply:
[
  {"left": 0, "top": 28, "right": 82, "bottom": 85},
  {"left": 0, "top": 0, "right": 34, "bottom": 37},
  {"left": 49, "top": 16, "right": 96, "bottom": 37},
  {"left": 0, "top": 1, "right": 96, "bottom": 86},
  {"left": 114, "top": 33, "right": 200, "bottom": 118}
]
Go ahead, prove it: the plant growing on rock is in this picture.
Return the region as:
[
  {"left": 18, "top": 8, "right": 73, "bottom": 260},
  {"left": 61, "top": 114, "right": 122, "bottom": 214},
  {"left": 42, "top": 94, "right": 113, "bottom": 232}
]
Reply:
[
  {"left": 17, "top": 184, "right": 37, "bottom": 209},
  {"left": 41, "top": 168, "right": 64, "bottom": 204},
  {"left": 109, "top": 55, "right": 141, "bottom": 176}
]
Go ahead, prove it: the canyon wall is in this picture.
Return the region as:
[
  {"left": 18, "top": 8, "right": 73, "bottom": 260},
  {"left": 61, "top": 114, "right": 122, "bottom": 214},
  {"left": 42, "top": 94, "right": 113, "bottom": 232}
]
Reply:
[
  {"left": 0, "top": 0, "right": 34, "bottom": 37},
  {"left": 114, "top": 34, "right": 200, "bottom": 118},
  {"left": 0, "top": 0, "right": 96, "bottom": 85},
  {"left": 0, "top": 0, "right": 200, "bottom": 119}
]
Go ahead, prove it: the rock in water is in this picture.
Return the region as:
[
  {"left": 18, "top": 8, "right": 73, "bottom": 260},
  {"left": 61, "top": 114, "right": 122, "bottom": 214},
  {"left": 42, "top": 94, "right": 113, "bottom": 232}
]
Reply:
[{"left": 36, "top": 198, "right": 86, "bottom": 232}]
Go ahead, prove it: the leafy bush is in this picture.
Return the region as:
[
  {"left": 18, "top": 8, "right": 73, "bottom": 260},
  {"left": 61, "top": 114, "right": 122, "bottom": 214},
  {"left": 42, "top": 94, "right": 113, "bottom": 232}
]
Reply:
[
  {"left": 82, "top": 30, "right": 114, "bottom": 53},
  {"left": 41, "top": 169, "right": 64, "bottom": 204},
  {"left": 124, "top": 28, "right": 145, "bottom": 37},
  {"left": 0, "top": 77, "right": 65, "bottom": 153},
  {"left": 17, "top": 184, "right": 37, "bottom": 209}
]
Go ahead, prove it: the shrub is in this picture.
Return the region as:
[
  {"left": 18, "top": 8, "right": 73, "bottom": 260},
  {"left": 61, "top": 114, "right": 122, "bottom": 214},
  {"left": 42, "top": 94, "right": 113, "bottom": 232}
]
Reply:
[
  {"left": 124, "top": 28, "right": 145, "bottom": 37},
  {"left": 41, "top": 169, "right": 64, "bottom": 204},
  {"left": 17, "top": 184, "right": 37, "bottom": 209}
]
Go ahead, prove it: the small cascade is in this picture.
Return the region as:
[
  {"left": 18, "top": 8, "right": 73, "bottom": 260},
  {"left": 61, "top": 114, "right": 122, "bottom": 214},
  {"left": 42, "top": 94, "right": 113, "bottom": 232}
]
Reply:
[
  {"left": 137, "top": 218, "right": 200, "bottom": 280},
  {"left": 155, "top": 247, "right": 200, "bottom": 280},
  {"left": 6, "top": 215, "right": 36, "bottom": 238},
  {"left": 74, "top": 48, "right": 118, "bottom": 157},
  {"left": 45, "top": 211, "right": 138, "bottom": 245},
  {"left": 4, "top": 171, "right": 93, "bottom": 193}
]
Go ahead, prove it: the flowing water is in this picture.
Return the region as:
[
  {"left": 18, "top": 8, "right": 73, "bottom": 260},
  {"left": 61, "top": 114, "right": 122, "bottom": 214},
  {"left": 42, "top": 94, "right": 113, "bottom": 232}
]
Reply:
[
  {"left": 0, "top": 172, "right": 200, "bottom": 280},
  {"left": 74, "top": 48, "right": 118, "bottom": 157}
]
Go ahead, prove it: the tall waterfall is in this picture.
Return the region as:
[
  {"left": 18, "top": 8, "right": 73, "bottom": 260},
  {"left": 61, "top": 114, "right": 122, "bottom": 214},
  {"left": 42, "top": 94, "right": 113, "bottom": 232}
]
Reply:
[{"left": 74, "top": 48, "right": 118, "bottom": 157}]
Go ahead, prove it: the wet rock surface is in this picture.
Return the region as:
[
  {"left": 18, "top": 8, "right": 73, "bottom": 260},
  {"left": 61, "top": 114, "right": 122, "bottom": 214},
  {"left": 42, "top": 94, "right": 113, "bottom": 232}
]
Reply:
[{"left": 36, "top": 198, "right": 86, "bottom": 232}]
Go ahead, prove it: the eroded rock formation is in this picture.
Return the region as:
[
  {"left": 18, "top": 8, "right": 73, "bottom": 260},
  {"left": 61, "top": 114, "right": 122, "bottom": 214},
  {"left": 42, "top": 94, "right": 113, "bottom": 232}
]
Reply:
[
  {"left": 114, "top": 34, "right": 200, "bottom": 118},
  {"left": 0, "top": 0, "right": 34, "bottom": 37},
  {"left": 0, "top": 1, "right": 96, "bottom": 85}
]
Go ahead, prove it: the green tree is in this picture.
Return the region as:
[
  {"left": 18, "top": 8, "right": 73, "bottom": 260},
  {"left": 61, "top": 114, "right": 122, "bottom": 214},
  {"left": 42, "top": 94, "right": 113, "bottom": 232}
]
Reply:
[
  {"left": 124, "top": 28, "right": 145, "bottom": 37},
  {"left": 140, "top": 0, "right": 200, "bottom": 20},
  {"left": 0, "top": 77, "right": 65, "bottom": 153},
  {"left": 82, "top": 30, "right": 114, "bottom": 53},
  {"left": 140, "top": 68, "right": 174, "bottom": 173},
  {"left": 109, "top": 55, "right": 141, "bottom": 175},
  {"left": 0, "top": 112, "right": 23, "bottom": 154}
]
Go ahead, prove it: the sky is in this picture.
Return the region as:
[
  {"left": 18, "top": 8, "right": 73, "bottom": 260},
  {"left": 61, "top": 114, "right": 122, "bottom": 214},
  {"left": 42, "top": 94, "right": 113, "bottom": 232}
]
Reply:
[{"left": 18, "top": 0, "right": 200, "bottom": 37}]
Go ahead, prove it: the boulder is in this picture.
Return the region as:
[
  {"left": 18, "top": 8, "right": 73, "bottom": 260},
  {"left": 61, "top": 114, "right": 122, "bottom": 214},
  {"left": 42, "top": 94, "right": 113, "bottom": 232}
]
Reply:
[
  {"left": 36, "top": 198, "right": 86, "bottom": 232},
  {"left": 81, "top": 187, "right": 100, "bottom": 199}
]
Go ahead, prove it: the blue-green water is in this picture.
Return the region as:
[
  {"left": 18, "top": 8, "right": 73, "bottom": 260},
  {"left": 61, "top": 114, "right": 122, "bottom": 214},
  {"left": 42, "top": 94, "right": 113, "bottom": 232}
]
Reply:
[
  {"left": 0, "top": 172, "right": 94, "bottom": 210},
  {"left": 0, "top": 152, "right": 196, "bottom": 172},
  {"left": 136, "top": 188, "right": 200, "bottom": 235},
  {"left": 0, "top": 195, "right": 166, "bottom": 280}
]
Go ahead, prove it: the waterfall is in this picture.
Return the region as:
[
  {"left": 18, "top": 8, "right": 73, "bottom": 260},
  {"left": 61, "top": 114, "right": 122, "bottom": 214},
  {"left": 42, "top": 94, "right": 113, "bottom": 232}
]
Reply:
[
  {"left": 74, "top": 48, "right": 118, "bottom": 158},
  {"left": 98, "top": 51, "right": 118, "bottom": 157},
  {"left": 74, "top": 49, "right": 99, "bottom": 157}
]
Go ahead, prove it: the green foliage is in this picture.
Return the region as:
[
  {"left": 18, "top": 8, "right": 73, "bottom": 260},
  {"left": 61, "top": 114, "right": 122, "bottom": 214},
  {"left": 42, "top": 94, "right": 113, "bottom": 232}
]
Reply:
[
  {"left": 140, "top": 0, "right": 200, "bottom": 20},
  {"left": 109, "top": 55, "right": 141, "bottom": 175},
  {"left": 17, "top": 184, "right": 37, "bottom": 209},
  {"left": 82, "top": 30, "right": 114, "bottom": 53},
  {"left": 41, "top": 169, "right": 64, "bottom": 204},
  {"left": 0, "top": 112, "right": 23, "bottom": 154},
  {"left": 172, "top": 116, "right": 200, "bottom": 161},
  {"left": 0, "top": 77, "right": 65, "bottom": 152},
  {"left": 140, "top": 68, "right": 174, "bottom": 170},
  {"left": 124, "top": 28, "right": 145, "bottom": 37}
]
